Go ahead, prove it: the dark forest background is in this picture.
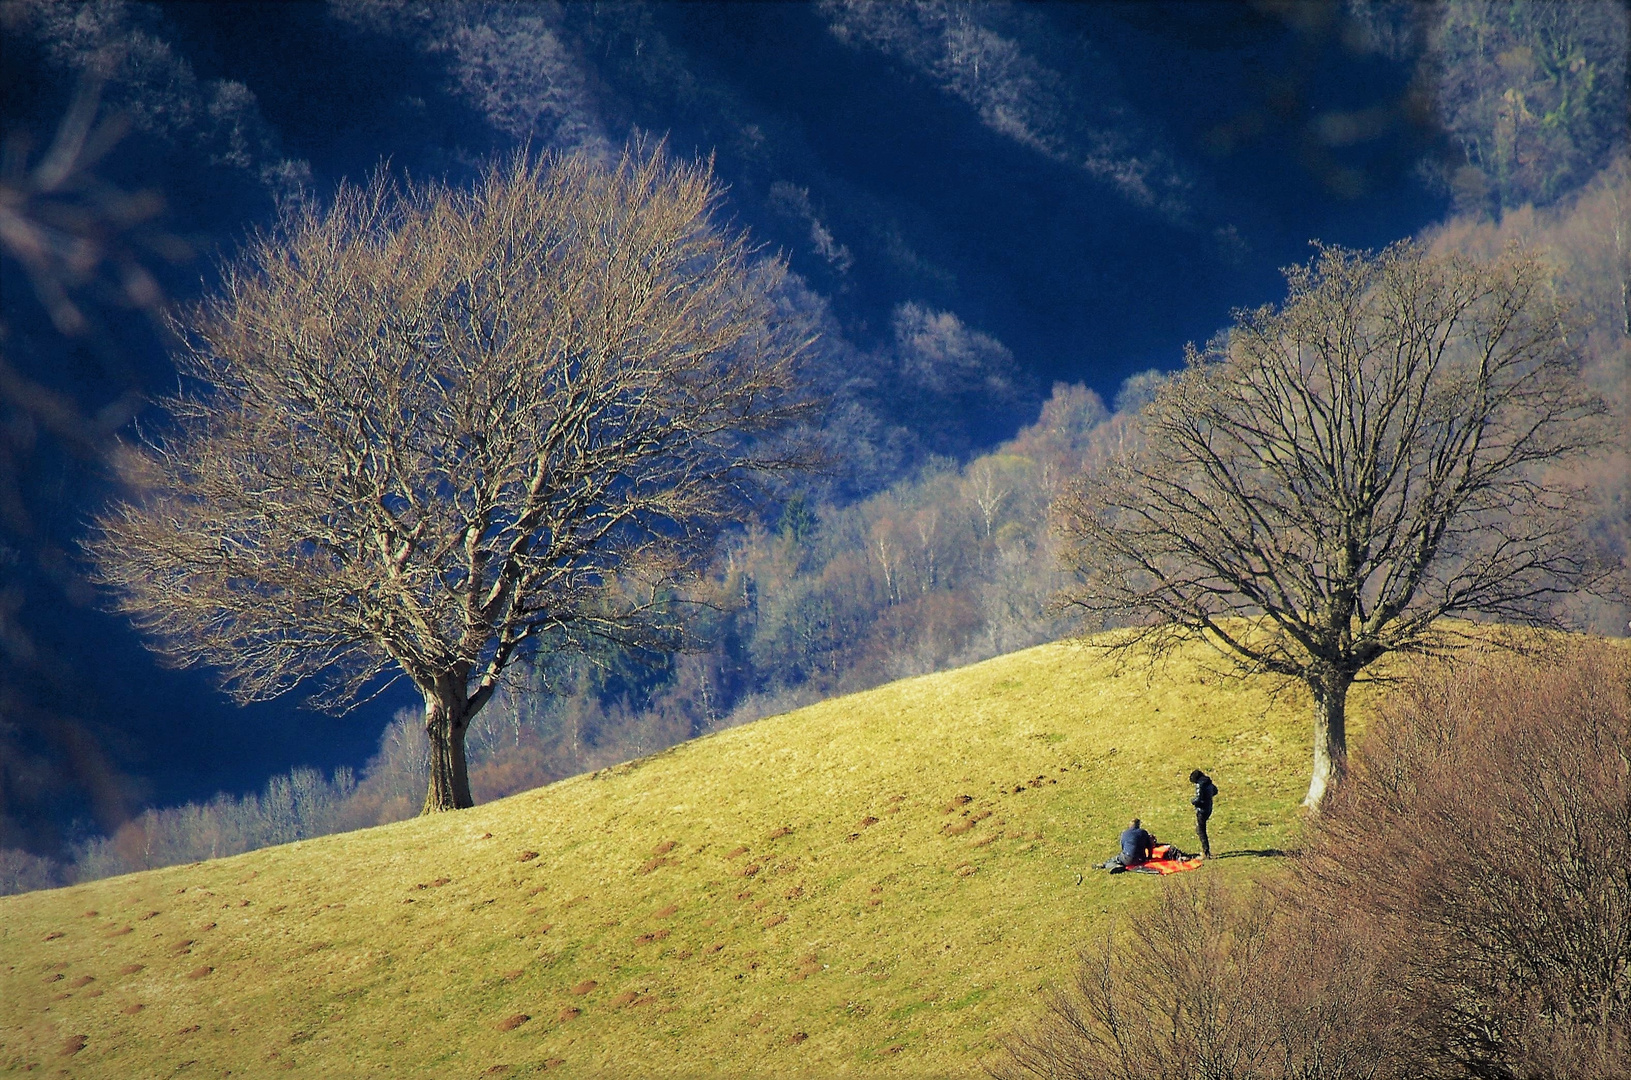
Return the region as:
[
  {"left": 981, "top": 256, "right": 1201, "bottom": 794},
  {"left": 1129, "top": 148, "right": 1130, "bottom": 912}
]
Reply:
[{"left": 0, "top": 0, "right": 1625, "bottom": 892}]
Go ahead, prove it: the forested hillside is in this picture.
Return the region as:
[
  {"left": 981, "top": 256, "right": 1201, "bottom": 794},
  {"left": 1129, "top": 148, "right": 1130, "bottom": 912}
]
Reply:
[{"left": 0, "top": 0, "right": 1624, "bottom": 890}]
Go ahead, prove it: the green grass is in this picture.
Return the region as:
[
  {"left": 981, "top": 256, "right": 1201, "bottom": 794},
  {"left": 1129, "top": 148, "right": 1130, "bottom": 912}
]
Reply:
[{"left": 0, "top": 634, "right": 1349, "bottom": 1077}]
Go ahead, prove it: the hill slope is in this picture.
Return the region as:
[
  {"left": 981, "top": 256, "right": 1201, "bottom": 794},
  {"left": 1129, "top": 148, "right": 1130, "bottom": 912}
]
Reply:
[{"left": 1, "top": 637, "right": 1337, "bottom": 1077}]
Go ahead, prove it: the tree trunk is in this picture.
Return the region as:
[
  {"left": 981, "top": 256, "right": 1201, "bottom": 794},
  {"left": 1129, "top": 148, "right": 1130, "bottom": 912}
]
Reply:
[
  {"left": 421, "top": 677, "right": 474, "bottom": 814},
  {"left": 1303, "top": 669, "right": 1354, "bottom": 812}
]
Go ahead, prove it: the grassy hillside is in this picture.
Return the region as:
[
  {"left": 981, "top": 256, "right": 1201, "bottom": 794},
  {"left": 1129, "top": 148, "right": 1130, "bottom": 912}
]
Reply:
[{"left": 1, "top": 636, "right": 1345, "bottom": 1078}]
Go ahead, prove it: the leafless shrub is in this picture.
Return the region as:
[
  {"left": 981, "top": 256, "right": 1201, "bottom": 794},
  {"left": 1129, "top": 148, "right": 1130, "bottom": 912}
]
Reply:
[
  {"left": 993, "top": 876, "right": 1405, "bottom": 1080},
  {"left": 1305, "top": 643, "right": 1631, "bottom": 1078}
]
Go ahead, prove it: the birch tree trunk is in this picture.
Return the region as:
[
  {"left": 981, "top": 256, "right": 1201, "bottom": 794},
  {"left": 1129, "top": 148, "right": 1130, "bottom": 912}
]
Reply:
[{"left": 1304, "top": 669, "right": 1354, "bottom": 811}]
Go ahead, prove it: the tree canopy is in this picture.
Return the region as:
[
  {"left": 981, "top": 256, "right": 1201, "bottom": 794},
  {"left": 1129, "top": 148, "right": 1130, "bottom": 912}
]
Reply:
[
  {"left": 1056, "top": 240, "right": 1613, "bottom": 808},
  {"left": 88, "top": 146, "right": 813, "bottom": 812}
]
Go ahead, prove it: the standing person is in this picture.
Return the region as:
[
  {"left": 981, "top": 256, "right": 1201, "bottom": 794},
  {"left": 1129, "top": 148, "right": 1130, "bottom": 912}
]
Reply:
[{"left": 1190, "top": 769, "right": 1218, "bottom": 857}]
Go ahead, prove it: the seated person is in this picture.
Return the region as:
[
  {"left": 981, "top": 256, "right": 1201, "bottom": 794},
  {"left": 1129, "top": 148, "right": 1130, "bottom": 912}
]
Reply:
[{"left": 1102, "top": 817, "right": 1156, "bottom": 871}]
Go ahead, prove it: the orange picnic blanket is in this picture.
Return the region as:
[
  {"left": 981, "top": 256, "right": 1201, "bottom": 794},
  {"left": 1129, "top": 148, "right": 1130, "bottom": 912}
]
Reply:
[{"left": 1127, "top": 844, "right": 1204, "bottom": 875}]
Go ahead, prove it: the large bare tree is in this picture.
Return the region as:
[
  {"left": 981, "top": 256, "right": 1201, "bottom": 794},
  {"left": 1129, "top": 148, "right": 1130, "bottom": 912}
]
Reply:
[
  {"left": 88, "top": 146, "right": 812, "bottom": 813},
  {"left": 1055, "top": 241, "right": 1613, "bottom": 809}
]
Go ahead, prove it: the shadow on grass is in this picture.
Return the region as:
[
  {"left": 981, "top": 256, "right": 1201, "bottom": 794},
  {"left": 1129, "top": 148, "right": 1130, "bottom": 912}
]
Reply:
[{"left": 1214, "top": 848, "right": 1291, "bottom": 859}]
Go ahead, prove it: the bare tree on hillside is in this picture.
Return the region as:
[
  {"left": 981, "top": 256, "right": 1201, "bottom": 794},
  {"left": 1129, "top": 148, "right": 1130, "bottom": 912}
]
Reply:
[
  {"left": 1055, "top": 241, "right": 1614, "bottom": 810},
  {"left": 87, "top": 146, "right": 813, "bottom": 814}
]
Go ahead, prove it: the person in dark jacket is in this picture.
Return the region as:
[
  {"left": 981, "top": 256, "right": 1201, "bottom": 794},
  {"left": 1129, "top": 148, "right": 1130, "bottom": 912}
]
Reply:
[
  {"left": 1105, "top": 818, "right": 1156, "bottom": 872},
  {"left": 1190, "top": 769, "right": 1218, "bottom": 857}
]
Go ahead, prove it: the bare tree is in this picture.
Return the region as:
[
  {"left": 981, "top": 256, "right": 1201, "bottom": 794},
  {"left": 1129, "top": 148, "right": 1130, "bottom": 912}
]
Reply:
[
  {"left": 1055, "top": 241, "right": 1613, "bottom": 809},
  {"left": 966, "top": 456, "right": 1013, "bottom": 539},
  {"left": 87, "top": 145, "right": 812, "bottom": 813}
]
